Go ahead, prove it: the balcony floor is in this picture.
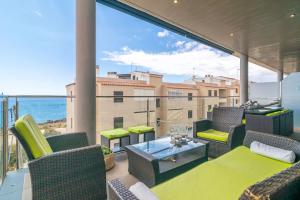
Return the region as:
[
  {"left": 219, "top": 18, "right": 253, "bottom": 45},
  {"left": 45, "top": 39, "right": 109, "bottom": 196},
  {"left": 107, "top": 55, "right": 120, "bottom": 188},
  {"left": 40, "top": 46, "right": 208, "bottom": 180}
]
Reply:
[
  {"left": 0, "top": 152, "right": 130, "bottom": 200},
  {"left": 0, "top": 169, "right": 29, "bottom": 200},
  {"left": 1, "top": 132, "right": 300, "bottom": 200}
]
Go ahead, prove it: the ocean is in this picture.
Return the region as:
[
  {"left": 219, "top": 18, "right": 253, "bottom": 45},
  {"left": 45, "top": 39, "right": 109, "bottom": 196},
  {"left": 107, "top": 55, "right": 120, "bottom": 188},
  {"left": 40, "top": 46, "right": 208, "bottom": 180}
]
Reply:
[{"left": 0, "top": 98, "right": 66, "bottom": 127}]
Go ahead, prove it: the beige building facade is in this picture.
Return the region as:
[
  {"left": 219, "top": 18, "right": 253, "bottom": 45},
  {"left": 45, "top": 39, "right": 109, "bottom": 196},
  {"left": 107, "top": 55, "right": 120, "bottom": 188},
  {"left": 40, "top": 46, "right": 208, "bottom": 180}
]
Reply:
[{"left": 66, "top": 70, "right": 240, "bottom": 142}]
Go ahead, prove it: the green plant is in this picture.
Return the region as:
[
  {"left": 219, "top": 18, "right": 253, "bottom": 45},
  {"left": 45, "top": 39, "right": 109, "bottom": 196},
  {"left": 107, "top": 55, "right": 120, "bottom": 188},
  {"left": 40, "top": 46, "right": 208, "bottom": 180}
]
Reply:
[{"left": 101, "top": 146, "right": 112, "bottom": 155}]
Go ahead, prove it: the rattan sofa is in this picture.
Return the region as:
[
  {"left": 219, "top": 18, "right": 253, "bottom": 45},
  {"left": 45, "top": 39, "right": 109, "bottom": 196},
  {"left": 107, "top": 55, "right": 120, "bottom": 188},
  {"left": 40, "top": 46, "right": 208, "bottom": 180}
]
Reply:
[
  {"left": 108, "top": 131, "right": 300, "bottom": 200},
  {"left": 193, "top": 107, "right": 245, "bottom": 157},
  {"left": 10, "top": 127, "right": 107, "bottom": 200},
  {"left": 245, "top": 110, "right": 294, "bottom": 136}
]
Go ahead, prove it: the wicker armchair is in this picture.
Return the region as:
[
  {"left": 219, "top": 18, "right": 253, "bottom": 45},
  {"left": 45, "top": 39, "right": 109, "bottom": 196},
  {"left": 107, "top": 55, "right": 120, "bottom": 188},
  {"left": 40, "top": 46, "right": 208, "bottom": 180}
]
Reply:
[
  {"left": 193, "top": 107, "right": 245, "bottom": 157},
  {"left": 10, "top": 127, "right": 107, "bottom": 200}
]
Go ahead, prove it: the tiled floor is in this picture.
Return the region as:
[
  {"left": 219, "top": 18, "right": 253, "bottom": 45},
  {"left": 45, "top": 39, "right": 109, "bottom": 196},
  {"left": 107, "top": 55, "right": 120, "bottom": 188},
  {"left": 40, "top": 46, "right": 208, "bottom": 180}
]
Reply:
[
  {"left": 0, "top": 169, "right": 28, "bottom": 200},
  {"left": 107, "top": 152, "right": 129, "bottom": 181}
]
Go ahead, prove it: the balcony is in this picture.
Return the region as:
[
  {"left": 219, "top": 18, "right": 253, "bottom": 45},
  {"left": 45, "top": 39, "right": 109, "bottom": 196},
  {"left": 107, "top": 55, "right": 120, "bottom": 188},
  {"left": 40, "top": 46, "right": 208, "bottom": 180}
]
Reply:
[
  {"left": 0, "top": 94, "right": 240, "bottom": 199},
  {"left": 1, "top": 0, "right": 300, "bottom": 199}
]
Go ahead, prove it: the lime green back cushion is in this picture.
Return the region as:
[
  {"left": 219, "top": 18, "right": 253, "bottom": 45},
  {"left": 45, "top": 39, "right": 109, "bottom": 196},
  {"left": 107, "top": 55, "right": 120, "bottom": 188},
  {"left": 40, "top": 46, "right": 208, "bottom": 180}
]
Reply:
[
  {"left": 266, "top": 109, "right": 289, "bottom": 116},
  {"left": 128, "top": 125, "right": 154, "bottom": 134},
  {"left": 197, "top": 129, "right": 229, "bottom": 142},
  {"left": 15, "top": 115, "right": 53, "bottom": 159},
  {"left": 152, "top": 146, "right": 291, "bottom": 200},
  {"left": 101, "top": 128, "right": 129, "bottom": 139}
]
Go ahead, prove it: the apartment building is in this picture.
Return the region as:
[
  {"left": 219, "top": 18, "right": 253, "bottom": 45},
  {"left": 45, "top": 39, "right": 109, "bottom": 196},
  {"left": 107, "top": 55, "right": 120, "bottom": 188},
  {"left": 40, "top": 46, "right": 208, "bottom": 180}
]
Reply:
[{"left": 66, "top": 69, "right": 240, "bottom": 141}]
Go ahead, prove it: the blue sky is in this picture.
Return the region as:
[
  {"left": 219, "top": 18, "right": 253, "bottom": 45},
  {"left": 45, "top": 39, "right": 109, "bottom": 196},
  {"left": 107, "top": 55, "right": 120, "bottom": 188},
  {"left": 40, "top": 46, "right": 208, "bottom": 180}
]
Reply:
[{"left": 0, "top": 0, "right": 276, "bottom": 95}]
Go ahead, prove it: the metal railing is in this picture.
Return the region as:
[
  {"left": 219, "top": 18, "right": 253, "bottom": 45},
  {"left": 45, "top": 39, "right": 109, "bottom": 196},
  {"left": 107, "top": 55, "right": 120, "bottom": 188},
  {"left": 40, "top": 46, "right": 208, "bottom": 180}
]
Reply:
[{"left": 0, "top": 94, "right": 240, "bottom": 184}]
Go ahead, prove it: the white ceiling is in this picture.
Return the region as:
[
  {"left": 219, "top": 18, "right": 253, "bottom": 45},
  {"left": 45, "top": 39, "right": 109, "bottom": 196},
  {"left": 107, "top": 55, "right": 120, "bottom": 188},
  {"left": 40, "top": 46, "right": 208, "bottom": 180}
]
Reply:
[{"left": 120, "top": 0, "right": 300, "bottom": 74}]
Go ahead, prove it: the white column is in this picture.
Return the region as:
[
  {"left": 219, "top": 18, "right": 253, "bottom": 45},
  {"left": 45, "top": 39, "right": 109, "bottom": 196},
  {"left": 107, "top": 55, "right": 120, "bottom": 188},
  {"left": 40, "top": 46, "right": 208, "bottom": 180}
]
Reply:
[
  {"left": 75, "top": 0, "right": 96, "bottom": 145},
  {"left": 240, "top": 54, "right": 249, "bottom": 104},
  {"left": 277, "top": 62, "right": 283, "bottom": 82},
  {"left": 277, "top": 63, "right": 283, "bottom": 106}
]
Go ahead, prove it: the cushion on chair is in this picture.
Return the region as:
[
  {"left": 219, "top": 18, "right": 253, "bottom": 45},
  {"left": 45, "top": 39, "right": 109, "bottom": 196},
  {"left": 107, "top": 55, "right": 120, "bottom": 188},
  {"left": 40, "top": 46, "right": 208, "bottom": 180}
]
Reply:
[
  {"left": 265, "top": 109, "right": 289, "bottom": 116},
  {"left": 101, "top": 128, "right": 129, "bottom": 139},
  {"left": 128, "top": 125, "right": 154, "bottom": 134},
  {"left": 197, "top": 129, "right": 229, "bottom": 142},
  {"left": 15, "top": 115, "right": 53, "bottom": 159}
]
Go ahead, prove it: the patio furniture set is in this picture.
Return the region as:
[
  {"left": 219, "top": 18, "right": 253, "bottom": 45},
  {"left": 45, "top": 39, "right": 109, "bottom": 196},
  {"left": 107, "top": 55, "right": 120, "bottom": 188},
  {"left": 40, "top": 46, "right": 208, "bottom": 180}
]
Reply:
[
  {"left": 100, "top": 125, "right": 155, "bottom": 151},
  {"left": 10, "top": 106, "right": 299, "bottom": 200}
]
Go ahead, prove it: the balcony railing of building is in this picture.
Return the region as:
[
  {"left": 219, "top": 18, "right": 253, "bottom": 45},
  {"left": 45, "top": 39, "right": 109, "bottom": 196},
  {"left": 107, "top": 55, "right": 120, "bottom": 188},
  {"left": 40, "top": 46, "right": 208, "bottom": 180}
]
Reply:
[{"left": 0, "top": 94, "right": 239, "bottom": 184}]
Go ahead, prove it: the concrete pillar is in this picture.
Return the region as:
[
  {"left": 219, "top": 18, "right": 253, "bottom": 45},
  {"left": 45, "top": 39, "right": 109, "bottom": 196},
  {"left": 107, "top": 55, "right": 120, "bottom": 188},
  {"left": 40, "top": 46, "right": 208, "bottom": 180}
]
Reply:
[
  {"left": 277, "top": 67, "right": 283, "bottom": 82},
  {"left": 277, "top": 64, "right": 283, "bottom": 106},
  {"left": 75, "top": 0, "right": 96, "bottom": 144},
  {"left": 240, "top": 54, "right": 249, "bottom": 104}
]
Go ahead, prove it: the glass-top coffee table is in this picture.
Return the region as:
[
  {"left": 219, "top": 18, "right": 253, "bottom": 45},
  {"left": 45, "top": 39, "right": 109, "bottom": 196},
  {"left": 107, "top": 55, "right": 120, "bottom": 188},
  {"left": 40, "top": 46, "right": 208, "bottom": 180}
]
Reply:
[{"left": 125, "top": 137, "right": 209, "bottom": 187}]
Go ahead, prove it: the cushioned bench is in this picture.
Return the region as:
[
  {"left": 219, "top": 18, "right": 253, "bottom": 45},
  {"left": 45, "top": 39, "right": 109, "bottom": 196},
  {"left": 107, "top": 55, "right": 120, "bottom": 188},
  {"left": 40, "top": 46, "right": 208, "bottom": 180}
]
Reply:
[
  {"left": 128, "top": 125, "right": 155, "bottom": 144},
  {"left": 108, "top": 131, "right": 300, "bottom": 200},
  {"left": 100, "top": 128, "right": 130, "bottom": 151}
]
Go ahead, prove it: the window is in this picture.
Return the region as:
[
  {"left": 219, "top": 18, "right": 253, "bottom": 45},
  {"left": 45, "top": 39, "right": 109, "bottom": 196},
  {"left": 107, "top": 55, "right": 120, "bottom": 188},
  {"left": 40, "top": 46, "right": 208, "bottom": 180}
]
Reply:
[
  {"left": 208, "top": 105, "right": 212, "bottom": 111},
  {"left": 235, "top": 88, "right": 238, "bottom": 93},
  {"left": 208, "top": 90, "right": 212, "bottom": 96},
  {"left": 214, "top": 90, "right": 217, "bottom": 96},
  {"left": 188, "top": 93, "right": 193, "bottom": 101},
  {"left": 156, "top": 118, "right": 160, "bottom": 127},
  {"left": 168, "top": 89, "right": 183, "bottom": 99},
  {"left": 114, "top": 117, "right": 123, "bottom": 128},
  {"left": 188, "top": 110, "right": 193, "bottom": 118},
  {"left": 156, "top": 98, "right": 160, "bottom": 108},
  {"left": 236, "top": 99, "right": 238, "bottom": 104},
  {"left": 114, "top": 91, "right": 123, "bottom": 103}
]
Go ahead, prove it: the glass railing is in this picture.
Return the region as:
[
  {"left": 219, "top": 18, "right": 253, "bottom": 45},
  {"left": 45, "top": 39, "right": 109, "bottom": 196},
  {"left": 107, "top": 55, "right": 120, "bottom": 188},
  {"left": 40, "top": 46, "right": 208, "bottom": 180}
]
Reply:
[
  {"left": 4, "top": 96, "right": 69, "bottom": 171},
  {"left": 0, "top": 95, "right": 239, "bottom": 183},
  {"left": 0, "top": 97, "right": 4, "bottom": 183}
]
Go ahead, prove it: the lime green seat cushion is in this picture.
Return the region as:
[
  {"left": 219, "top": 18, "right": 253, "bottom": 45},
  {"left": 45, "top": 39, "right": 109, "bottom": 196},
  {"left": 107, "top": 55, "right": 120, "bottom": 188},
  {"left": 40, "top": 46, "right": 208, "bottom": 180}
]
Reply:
[
  {"left": 197, "top": 129, "right": 229, "bottom": 142},
  {"left": 101, "top": 128, "right": 129, "bottom": 139},
  {"left": 128, "top": 125, "right": 154, "bottom": 134},
  {"left": 15, "top": 115, "right": 53, "bottom": 159},
  {"left": 152, "top": 146, "right": 291, "bottom": 200}
]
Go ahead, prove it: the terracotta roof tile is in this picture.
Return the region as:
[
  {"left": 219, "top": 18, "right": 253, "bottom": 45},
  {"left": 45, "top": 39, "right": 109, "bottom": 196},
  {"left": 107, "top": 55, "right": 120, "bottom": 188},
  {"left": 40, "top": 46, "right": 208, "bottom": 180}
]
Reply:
[{"left": 97, "top": 77, "right": 155, "bottom": 88}]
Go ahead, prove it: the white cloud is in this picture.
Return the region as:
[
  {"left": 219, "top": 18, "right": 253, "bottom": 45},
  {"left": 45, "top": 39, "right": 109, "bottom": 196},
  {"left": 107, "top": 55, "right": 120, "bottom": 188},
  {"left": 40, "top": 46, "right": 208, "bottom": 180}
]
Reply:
[
  {"left": 175, "top": 41, "right": 185, "bottom": 47},
  {"left": 34, "top": 10, "right": 43, "bottom": 17},
  {"left": 157, "top": 30, "right": 169, "bottom": 38},
  {"left": 103, "top": 42, "right": 276, "bottom": 82}
]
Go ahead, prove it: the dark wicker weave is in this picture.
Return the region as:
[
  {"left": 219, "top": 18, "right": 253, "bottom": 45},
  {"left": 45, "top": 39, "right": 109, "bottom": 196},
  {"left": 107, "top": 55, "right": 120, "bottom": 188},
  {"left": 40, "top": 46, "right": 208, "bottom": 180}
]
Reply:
[
  {"left": 109, "top": 131, "right": 300, "bottom": 200},
  {"left": 239, "top": 130, "right": 300, "bottom": 200},
  {"left": 129, "top": 130, "right": 155, "bottom": 145},
  {"left": 239, "top": 161, "right": 300, "bottom": 200},
  {"left": 126, "top": 139, "right": 208, "bottom": 187},
  {"left": 245, "top": 110, "right": 294, "bottom": 136},
  {"left": 193, "top": 107, "right": 245, "bottom": 157},
  {"left": 10, "top": 127, "right": 107, "bottom": 200},
  {"left": 243, "top": 130, "right": 300, "bottom": 161}
]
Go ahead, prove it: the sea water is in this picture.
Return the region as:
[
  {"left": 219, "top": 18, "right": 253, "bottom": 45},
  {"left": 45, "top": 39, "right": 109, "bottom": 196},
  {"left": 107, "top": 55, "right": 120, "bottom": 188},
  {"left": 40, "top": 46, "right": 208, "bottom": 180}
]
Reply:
[{"left": 0, "top": 98, "right": 66, "bottom": 127}]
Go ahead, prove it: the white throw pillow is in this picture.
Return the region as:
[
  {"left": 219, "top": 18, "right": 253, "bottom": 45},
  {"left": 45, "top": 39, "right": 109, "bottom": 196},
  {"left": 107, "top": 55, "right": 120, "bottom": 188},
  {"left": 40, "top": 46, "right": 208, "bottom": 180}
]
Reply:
[
  {"left": 129, "top": 182, "right": 159, "bottom": 200},
  {"left": 250, "top": 141, "right": 296, "bottom": 163}
]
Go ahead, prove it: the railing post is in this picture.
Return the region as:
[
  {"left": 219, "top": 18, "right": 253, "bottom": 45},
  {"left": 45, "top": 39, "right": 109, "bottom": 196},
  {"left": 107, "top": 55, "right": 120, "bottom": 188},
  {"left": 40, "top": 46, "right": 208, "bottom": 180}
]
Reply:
[
  {"left": 2, "top": 98, "right": 8, "bottom": 180},
  {"left": 14, "top": 98, "right": 20, "bottom": 169},
  {"left": 147, "top": 98, "right": 150, "bottom": 126}
]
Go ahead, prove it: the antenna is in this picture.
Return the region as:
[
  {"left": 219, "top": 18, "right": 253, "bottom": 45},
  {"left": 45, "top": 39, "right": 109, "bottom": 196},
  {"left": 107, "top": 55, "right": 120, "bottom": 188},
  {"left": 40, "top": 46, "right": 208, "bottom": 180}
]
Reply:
[{"left": 192, "top": 67, "right": 196, "bottom": 79}]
